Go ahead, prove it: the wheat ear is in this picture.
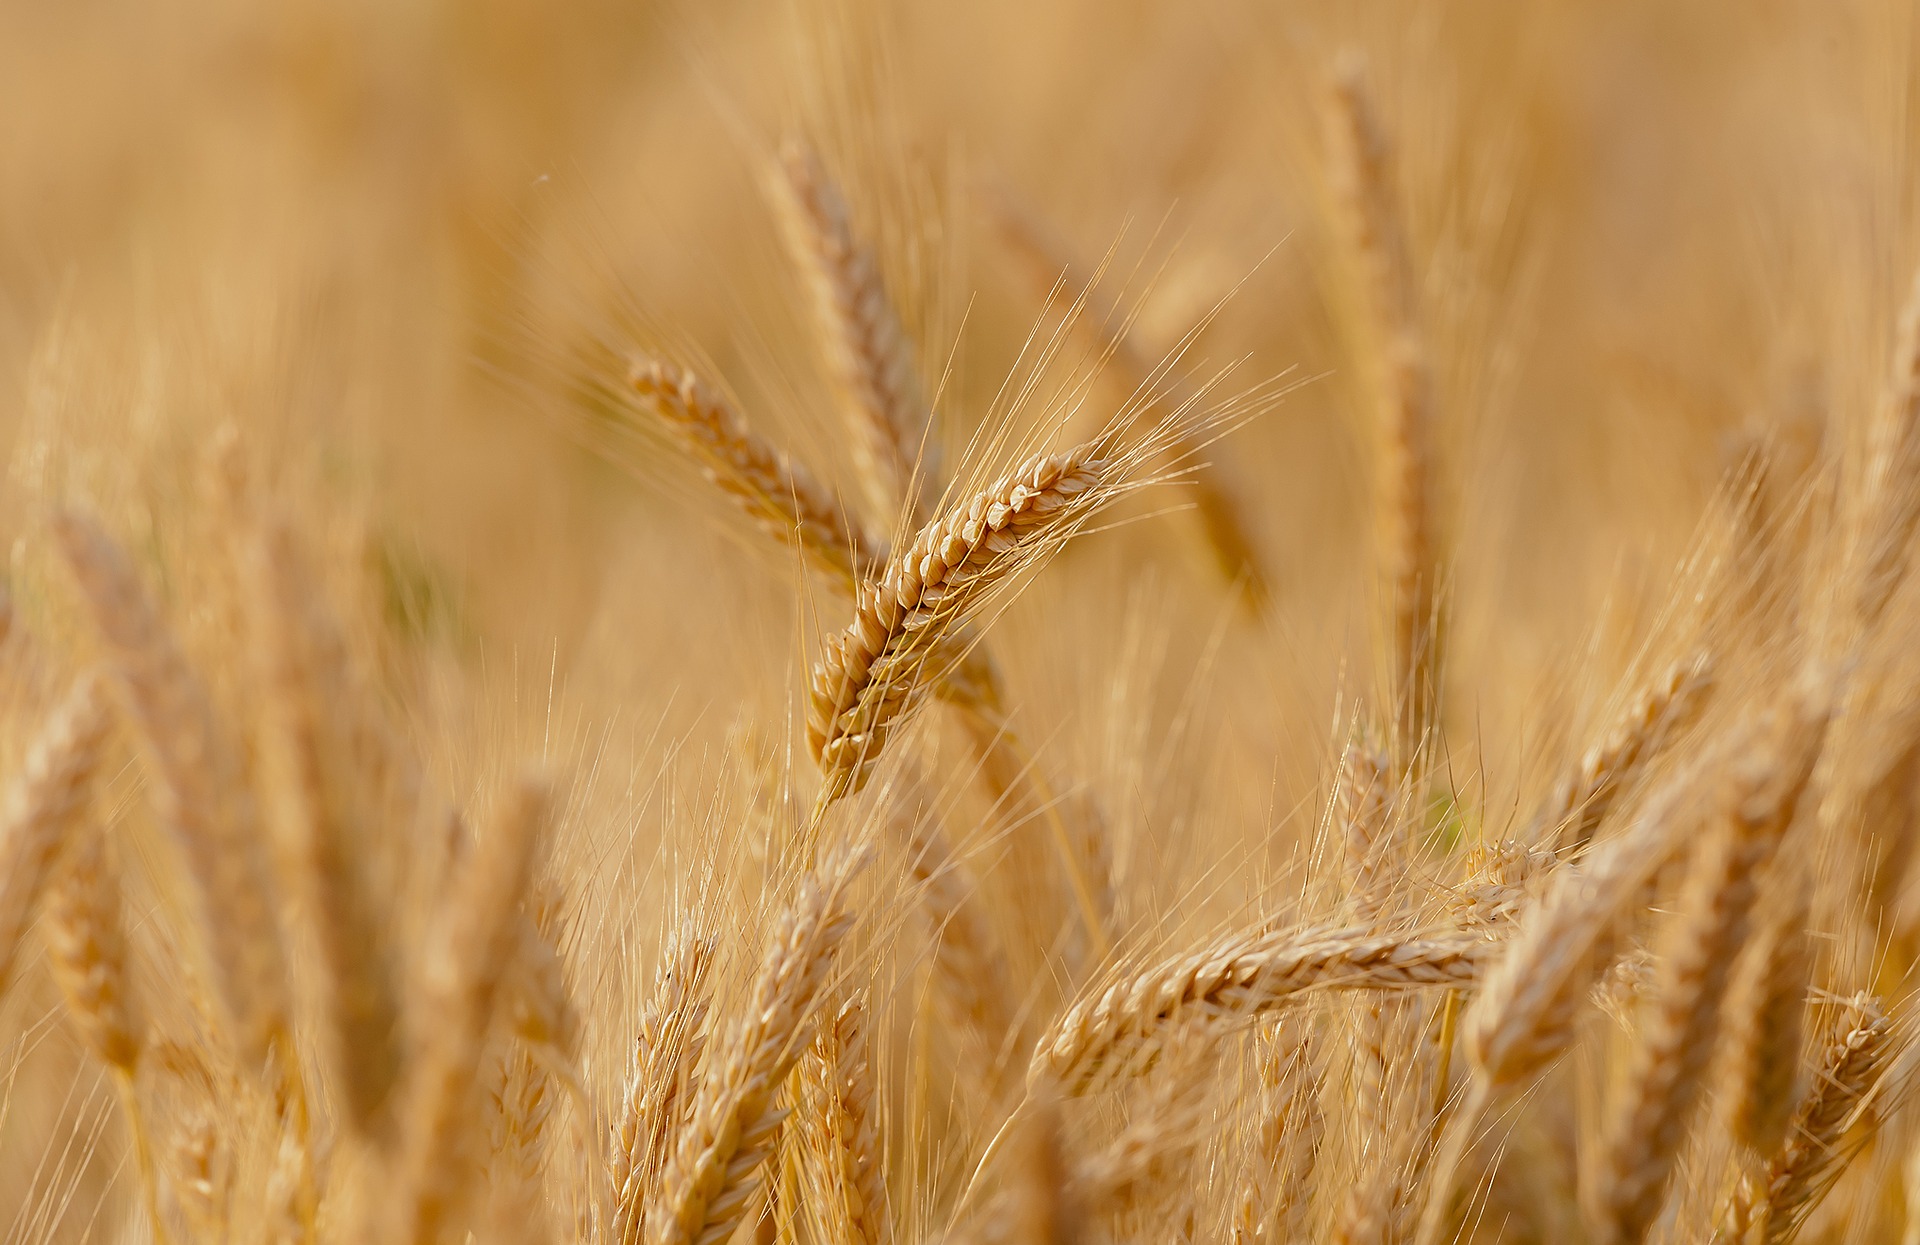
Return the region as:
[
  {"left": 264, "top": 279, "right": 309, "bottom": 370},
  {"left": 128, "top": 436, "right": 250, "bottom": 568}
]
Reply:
[
  {"left": 1234, "top": 1024, "right": 1321, "bottom": 1245},
  {"left": 386, "top": 778, "right": 549, "bottom": 1245},
  {"left": 0, "top": 671, "right": 113, "bottom": 1000},
  {"left": 54, "top": 511, "right": 291, "bottom": 1068},
  {"left": 612, "top": 924, "right": 717, "bottom": 1245},
  {"left": 244, "top": 517, "right": 404, "bottom": 1131},
  {"left": 628, "top": 360, "right": 887, "bottom": 583},
  {"left": 799, "top": 994, "right": 889, "bottom": 1245},
  {"left": 1325, "top": 54, "right": 1441, "bottom": 755},
  {"left": 1032, "top": 925, "right": 1486, "bottom": 1094},
  {"left": 807, "top": 441, "right": 1112, "bottom": 802},
  {"left": 773, "top": 138, "right": 934, "bottom": 529},
  {"left": 1596, "top": 694, "right": 1828, "bottom": 1245},
  {"left": 648, "top": 846, "right": 869, "bottom": 1245},
  {"left": 1715, "top": 994, "right": 1896, "bottom": 1245}
]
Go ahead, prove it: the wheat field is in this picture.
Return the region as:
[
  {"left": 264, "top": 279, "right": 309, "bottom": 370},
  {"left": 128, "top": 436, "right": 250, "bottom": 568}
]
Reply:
[{"left": 4, "top": 1, "right": 1920, "bottom": 1242}]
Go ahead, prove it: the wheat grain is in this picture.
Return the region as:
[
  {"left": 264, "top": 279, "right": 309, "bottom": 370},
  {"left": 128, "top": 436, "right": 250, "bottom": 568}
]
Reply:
[{"left": 612, "top": 924, "right": 717, "bottom": 1245}]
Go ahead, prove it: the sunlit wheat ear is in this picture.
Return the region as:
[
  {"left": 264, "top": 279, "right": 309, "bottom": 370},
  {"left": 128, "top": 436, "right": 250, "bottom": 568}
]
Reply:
[
  {"left": 244, "top": 516, "right": 404, "bottom": 1133},
  {"left": 1720, "top": 870, "right": 1813, "bottom": 1158},
  {"left": 627, "top": 359, "right": 887, "bottom": 583},
  {"left": 983, "top": 187, "right": 1273, "bottom": 611},
  {"left": 46, "top": 809, "right": 172, "bottom": 1243},
  {"left": 612, "top": 923, "right": 716, "bottom": 1245},
  {"left": 1716, "top": 994, "right": 1897, "bottom": 1244},
  {"left": 1596, "top": 692, "right": 1829, "bottom": 1245},
  {"left": 648, "top": 845, "right": 869, "bottom": 1245},
  {"left": 510, "top": 903, "right": 580, "bottom": 1072},
  {"left": 1849, "top": 263, "right": 1920, "bottom": 637},
  {"left": 798, "top": 994, "right": 889, "bottom": 1245},
  {"left": 808, "top": 438, "right": 1127, "bottom": 805},
  {"left": 1324, "top": 53, "right": 1440, "bottom": 757},
  {"left": 0, "top": 670, "right": 113, "bottom": 1001},
  {"left": 1031, "top": 924, "right": 1485, "bottom": 1095},
  {"left": 772, "top": 138, "right": 934, "bottom": 531},
  {"left": 1540, "top": 653, "right": 1715, "bottom": 851},
  {"left": 54, "top": 511, "right": 292, "bottom": 1070},
  {"left": 387, "top": 777, "right": 550, "bottom": 1245}
]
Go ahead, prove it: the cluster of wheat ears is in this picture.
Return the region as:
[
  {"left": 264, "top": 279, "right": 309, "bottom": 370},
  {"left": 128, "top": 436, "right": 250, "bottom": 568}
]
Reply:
[{"left": 12, "top": 13, "right": 1920, "bottom": 1245}]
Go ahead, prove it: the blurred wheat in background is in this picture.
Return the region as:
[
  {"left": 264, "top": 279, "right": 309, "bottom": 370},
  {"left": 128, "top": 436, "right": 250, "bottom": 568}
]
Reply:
[{"left": 8, "top": 1, "right": 1920, "bottom": 1242}]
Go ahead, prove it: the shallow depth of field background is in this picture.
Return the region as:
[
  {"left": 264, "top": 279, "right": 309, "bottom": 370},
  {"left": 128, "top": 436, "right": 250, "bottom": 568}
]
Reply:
[{"left": 2, "top": 0, "right": 1917, "bottom": 1239}]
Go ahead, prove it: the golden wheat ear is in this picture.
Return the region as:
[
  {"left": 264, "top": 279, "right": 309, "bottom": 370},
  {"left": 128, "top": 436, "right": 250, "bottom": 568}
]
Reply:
[
  {"left": 647, "top": 844, "right": 869, "bottom": 1245},
  {"left": 771, "top": 137, "right": 936, "bottom": 534},
  {"left": 627, "top": 358, "right": 889, "bottom": 583},
  {"left": 610, "top": 922, "right": 716, "bottom": 1245},
  {"left": 54, "top": 511, "right": 293, "bottom": 1072},
  {"left": 1324, "top": 53, "right": 1442, "bottom": 762},
  {"left": 809, "top": 437, "right": 1140, "bottom": 808},
  {"left": 1033, "top": 923, "right": 1484, "bottom": 1096}
]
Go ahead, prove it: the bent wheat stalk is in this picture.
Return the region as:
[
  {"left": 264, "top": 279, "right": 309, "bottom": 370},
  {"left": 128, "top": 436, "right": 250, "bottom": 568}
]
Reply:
[{"left": 807, "top": 440, "right": 1113, "bottom": 803}]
